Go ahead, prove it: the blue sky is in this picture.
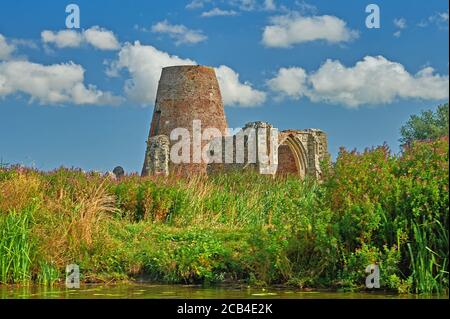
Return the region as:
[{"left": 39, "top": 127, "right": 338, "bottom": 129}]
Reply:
[{"left": 0, "top": 0, "right": 448, "bottom": 173}]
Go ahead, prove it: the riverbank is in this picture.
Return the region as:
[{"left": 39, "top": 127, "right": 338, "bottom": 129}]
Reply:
[{"left": 0, "top": 138, "right": 448, "bottom": 294}]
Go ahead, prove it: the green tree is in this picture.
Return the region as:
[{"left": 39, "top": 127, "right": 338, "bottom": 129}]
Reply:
[
  {"left": 400, "top": 103, "right": 449, "bottom": 146},
  {"left": 0, "top": 157, "right": 10, "bottom": 169}
]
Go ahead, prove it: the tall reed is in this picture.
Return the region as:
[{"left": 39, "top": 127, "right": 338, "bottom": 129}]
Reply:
[
  {"left": 408, "top": 219, "right": 449, "bottom": 294},
  {"left": 0, "top": 205, "right": 35, "bottom": 284}
]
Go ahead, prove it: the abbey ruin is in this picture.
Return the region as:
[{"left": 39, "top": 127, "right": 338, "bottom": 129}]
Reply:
[{"left": 141, "top": 65, "right": 328, "bottom": 179}]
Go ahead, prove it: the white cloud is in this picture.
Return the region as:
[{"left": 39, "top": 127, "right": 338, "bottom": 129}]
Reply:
[
  {"left": 201, "top": 8, "right": 238, "bottom": 17},
  {"left": 430, "top": 11, "right": 449, "bottom": 24},
  {"left": 186, "top": 0, "right": 210, "bottom": 9},
  {"left": 429, "top": 11, "right": 449, "bottom": 29},
  {"left": 191, "top": 0, "right": 283, "bottom": 13},
  {"left": 229, "top": 0, "right": 278, "bottom": 12},
  {"left": 151, "top": 20, "right": 207, "bottom": 45},
  {"left": 262, "top": 13, "right": 359, "bottom": 48},
  {"left": 393, "top": 17, "right": 407, "bottom": 29},
  {"left": 215, "top": 65, "right": 266, "bottom": 107},
  {"left": 266, "top": 67, "right": 308, "bottom": 99},
  {"left": 264, "top": 0, "right": 276, "bottom": 11},
  {"left": 83, "top": 26, "right": 120, "bottom": 50},
  {"left": 41, "top": 26, "right": 120, "bottom": 50},
  {"left": 0, "top": 60, "right": 121, "bottom": 105},
  {"left": 107, "top": 41, "right": 196, "bottom": 104},
  {"left": 41, "top": 30, "right": 83, "bottom": 48},
  {"left": 10, "top": 38, "right": 38, "bottom": 50},
  {"left": 439, "top": 11, "right": 450, "bottom": 22},
  {"left": 231, "top": 0, "right": 258, "bottom": 11},
  {"left": 393, "top": 18, "right": 407, "bottom": 37},
  {"left": 419, "top": 11, "right": 449, "bottom": 29},
  {"left": 108, "top": 41, "right": 266, "bottom": 107},
  {"left": 0, "top": 34, "right": 16, "bottom": 60},
  {"left": 294, "top": 1, "right": 317, "bottom": 15},
  {"left": 268, "top": 56, "right": 449, "bottom": 108}
]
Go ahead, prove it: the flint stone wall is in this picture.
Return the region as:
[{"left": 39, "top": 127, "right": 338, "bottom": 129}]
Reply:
[
  {"left": 142, "top": 135, "right": 170, "bottom": 176},
  {"left": 207, "top": 123, "right": 328, "bottom": 178}
]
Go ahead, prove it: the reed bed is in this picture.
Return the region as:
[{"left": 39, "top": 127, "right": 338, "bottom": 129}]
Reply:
[{"left": 0, "top": 137, "right": 448, "bottom": 294}]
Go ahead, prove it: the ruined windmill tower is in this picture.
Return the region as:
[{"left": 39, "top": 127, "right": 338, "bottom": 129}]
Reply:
[{"left": 141, "top": 65, "right": 228, "bottom": 176}]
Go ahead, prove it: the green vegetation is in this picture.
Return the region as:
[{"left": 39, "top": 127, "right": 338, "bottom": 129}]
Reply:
[
  {"left": 0, "top": 105, "right": 448, "bottom": 294},
  {"left": 0, "top": 135, "right": 447, "bottom": 294},
  {"left": 400, "top": 103, "right": 449, "bottom": 146},
  {"left": 0, "top": 205, "right": 35, "bottom": 284}
]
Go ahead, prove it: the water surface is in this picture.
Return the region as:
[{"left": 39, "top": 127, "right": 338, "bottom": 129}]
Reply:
[{"left": 0, "top": 284, "right": 446, "bottom": 299}]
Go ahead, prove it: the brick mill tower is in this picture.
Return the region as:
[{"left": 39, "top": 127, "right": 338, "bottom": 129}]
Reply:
[{"left": 141, "top": 65, "right": 228, "bottom": 176}]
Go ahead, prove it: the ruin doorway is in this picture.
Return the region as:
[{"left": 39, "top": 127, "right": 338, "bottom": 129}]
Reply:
[{"left": 276, "top": 135, "right": 306, "bottom": 178}]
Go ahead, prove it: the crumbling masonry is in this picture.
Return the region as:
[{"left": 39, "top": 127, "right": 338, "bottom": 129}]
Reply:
[{"left": 142, "top": 65, "right": 329, "bottom": 179}]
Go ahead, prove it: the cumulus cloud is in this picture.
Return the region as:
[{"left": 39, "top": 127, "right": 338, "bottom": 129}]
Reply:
[
  {"left": 201, "top": 8, "right": 238, "bottom": 17},
  {"left": 0, "top": 34, "right": 17, "bottom": 60},
  {"left": 267, "top": 55, "right": 449, "bottom": 108},
  {"left": 262, "top": 13, "right": 359, "bottom": 48},
  {"left": 41, "top": 26, "right": 120, "bottom": 50},
  {"left": 10, "top": 38, "right": 38, "bottom": 50},
  {"left": 215, "top": 65, "right": 266, "bottom": 107},
  {"left": 41, "top": 30, "right": 83, "bottom": 48},
  {"left": 0, "top": 60, "right": 121, "bottom": 105},
  {"left": 151, "top": 20, "right": 207, "bottom": 45},
  {"left": 266, "top": 67, "right": 308, "bottom": 99},
  {"left": 83, "top": 26, "right": 120, "bottom": 50},
  {"left": 106, "top": 41, "right": 196, "bottom": 104},
  {"left": 107, "top": 41, "right": 266, "bottom": 107}
]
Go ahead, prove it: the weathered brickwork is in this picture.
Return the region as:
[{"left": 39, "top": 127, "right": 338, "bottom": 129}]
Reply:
[
  {"left": 142, "top": 65, "right": 329, "bottom": 179},
  {"left": 142, "top": 65, "right": 228, "bottom": 176},
  {"left": 277, "top": 145, "right": 298, "bottom": 176}
]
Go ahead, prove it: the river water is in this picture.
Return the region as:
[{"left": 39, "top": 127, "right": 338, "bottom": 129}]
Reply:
[{"left": 0, "top": 283, "right": 446, "bottom": 299}]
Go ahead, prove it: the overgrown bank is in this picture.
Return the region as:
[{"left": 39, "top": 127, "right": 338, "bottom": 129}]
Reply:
[{"left": 0, "top": 137, "right": 448, "bottom": 294}]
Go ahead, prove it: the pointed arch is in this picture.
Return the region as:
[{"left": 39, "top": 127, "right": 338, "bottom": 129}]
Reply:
[{"left": 277, "top": 134, "right": 308, "bottom": 178}]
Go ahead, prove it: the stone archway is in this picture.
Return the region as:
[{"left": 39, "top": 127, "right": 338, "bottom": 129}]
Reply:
[{"left": 276, "top": 134, "right": 307, "bottom": 178}]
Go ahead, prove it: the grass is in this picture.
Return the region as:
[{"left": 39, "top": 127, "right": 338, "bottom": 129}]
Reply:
[
  {"left": 408, "top": 220, "right": 449, "bottom": 293},
  {"left": 36, "top": 261, "right": 60, "bottom": 286},
  {"left": 0, "top": 204, "right": 35, "bottom": 284},
  {"left": 0, "top": 137, "right": 448, "bottom": 294}
]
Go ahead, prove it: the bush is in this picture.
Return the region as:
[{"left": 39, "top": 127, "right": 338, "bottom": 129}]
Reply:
[
  {"left": 0, "top": 138, "right": 447, "bottom": 294},
  {"left": 323, "top": 137, "right": 449, "bottom": 293}
]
